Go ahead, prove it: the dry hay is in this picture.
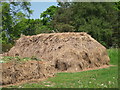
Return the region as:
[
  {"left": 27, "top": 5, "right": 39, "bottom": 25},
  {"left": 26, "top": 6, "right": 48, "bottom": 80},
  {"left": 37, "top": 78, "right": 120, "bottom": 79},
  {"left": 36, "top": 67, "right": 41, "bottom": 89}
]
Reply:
[
  {"left": 0, "top": 60, "right": 55, "bottom": 85},
  {"left": 1, "top": 32, "right": 110, "bottom": 85}
]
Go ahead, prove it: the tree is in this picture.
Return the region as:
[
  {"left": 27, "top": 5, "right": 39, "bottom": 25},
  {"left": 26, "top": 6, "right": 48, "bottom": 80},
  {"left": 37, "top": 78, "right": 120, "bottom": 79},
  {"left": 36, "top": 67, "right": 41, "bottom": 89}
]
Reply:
[
  {"left": 40, "top": 5, "right": 57, "bottom": 26},
  {"left": 1, "top": 1, "right": 33, "bottom": 44},
  {"left": 52, "top": 2, "right": 75, "bottom": 32},
  {"left": 112, "top": 1, "right": 120, "bottom": 47},
  {"left": 114, "top": 1, "right": 120, "bottom": 11},
  {"left": 52, "top": 2, "right": 118, "bottom": 48},
  {"left": 1, "top": 1, "right": 33, "bottom": 52}
]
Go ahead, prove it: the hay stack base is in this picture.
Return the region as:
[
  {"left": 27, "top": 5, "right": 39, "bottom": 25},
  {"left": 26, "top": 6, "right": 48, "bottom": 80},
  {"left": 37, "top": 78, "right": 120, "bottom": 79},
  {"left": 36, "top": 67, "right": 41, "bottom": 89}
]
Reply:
[
  {"left": 1, "top": 32, "right": 110, "bottom": 85},
  {"left": 0, "top": 61, "right": 55, "bottom": 85}
]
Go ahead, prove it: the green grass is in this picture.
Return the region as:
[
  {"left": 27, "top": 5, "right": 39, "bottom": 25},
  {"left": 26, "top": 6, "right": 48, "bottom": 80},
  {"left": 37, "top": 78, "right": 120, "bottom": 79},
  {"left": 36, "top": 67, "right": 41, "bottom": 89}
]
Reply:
[
  {"left": 6, "top": 48, "right": 119, "bottom": 88},
  {"left": 107, "top": 48, "right": 118, "bottom": 65},
  {"left": 0, "top": 56, "right": 42, "bottom": 63}
]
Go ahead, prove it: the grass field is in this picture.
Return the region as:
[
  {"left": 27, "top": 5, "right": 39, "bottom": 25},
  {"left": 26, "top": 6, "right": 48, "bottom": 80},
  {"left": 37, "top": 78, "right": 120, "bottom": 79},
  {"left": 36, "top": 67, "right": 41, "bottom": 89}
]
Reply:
[{"left": 6, "top": 48, "right": 119, "bottom": 88}]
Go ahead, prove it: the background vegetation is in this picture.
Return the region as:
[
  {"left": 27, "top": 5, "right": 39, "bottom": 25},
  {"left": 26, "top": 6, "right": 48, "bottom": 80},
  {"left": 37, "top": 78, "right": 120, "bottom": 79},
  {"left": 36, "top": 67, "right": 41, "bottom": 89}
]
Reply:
[{"left": 1, "top": 1, "right": 119, "bottom": 52}]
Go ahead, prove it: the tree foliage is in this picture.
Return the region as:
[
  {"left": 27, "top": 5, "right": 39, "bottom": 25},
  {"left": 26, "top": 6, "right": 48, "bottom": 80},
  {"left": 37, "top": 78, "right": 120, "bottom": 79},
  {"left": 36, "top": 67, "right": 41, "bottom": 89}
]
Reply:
[
  {"left": 40, "top": 5, "right": 57, "bottom": 26},
  {"left": 1, "top": 1, "right": 33, "bottom": 44},
  {"left": 1, "top": 1, "right": 33, "bottom": 52},
  {"left": 51, "top": 2, "right": 118, "bottom": 48}
]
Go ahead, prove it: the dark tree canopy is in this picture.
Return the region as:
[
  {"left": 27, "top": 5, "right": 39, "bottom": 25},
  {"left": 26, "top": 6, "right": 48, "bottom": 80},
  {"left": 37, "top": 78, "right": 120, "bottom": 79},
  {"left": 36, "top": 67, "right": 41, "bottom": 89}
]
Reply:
[{"left": 51, "top": 2, "right": 118, "bottom": 48}]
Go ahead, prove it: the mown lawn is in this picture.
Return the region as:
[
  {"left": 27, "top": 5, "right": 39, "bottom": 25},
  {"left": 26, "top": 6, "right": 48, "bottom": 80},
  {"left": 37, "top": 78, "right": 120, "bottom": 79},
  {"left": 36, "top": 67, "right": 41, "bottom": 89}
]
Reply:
[{"left": 6, "top": 48, "right": 119, "bottom": 88}]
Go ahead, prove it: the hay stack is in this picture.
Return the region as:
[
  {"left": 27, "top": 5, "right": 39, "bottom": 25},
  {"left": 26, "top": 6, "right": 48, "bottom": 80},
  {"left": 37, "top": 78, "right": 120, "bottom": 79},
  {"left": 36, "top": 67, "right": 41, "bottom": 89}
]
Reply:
[{"left": 6, "top": 32, "right": 110, "bottom": 71}]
